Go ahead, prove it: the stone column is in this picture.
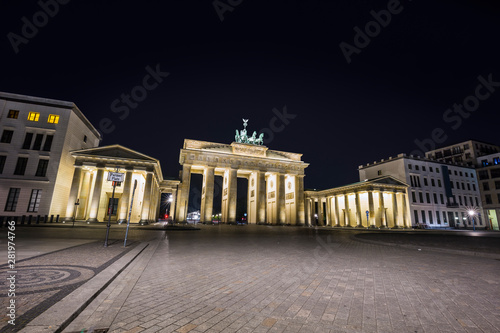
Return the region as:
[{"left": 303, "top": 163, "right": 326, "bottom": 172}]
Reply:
[
  {"left": 317, "top": 199, "right": 324, "bottom": 226},
  {"left": 379, "top": 191, "right": 387, "bottom": 228},
  {"left": 228, "top": 168, "right": 238, "bottom": 222},
  {"left": 296, "top": 175, "right": 305, "bottom": 225},
  {"left": 88, "top": 167, "right": 104, "bottom": 222},
  {"left": 391, "top": 191, "right": 399, "bottom": 229},
  {"left": 333, "top": 196, "right": 340, "bottom": 227},
  {"left": 170, "top": 188, "right": 177, "bottom": 221},
  {"left": 76, "top": 170, "right": 91, "bottom": 220},
  {"left": 277, "top": 173, "right": 286, "bottom": 225},
  {"left": 368, "top": 191, "right": 376, "bottom": 228},
  {"left": 140, "top": 171, "right": 154, "bottom": 224},
  {"left": 118, "top": 169, "right": 134, "bottom": 223},
  {"left": 200, "top": 166, "right": 215, "bottom": 223},
  {"left": 257, "top": 171, "right": 266, "bottom": 223},
  {"left": 401, "top": 192, "right": 408, "bottom": 228},
  {"left": 65, "top": 165, "right": 82, "bottom": 221},
  {"left": 176, "top": 165, "right": 191, "bottom": 222},
  {"left": 355, "top": 192, "right": 363, "bottom": 228},
  {"left": 344, "top": 194, "right": 351, "bottom": 227},
  {"left": 326, "top": 197, "right": 331, "bottom": 226},
  {"left": 311, "top": 198, "right": 317, "bottom": 226}
]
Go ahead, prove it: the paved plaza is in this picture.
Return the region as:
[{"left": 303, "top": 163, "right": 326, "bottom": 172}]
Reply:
[{"left": 2, "top": 225, "right": 500, "bottom": 333}]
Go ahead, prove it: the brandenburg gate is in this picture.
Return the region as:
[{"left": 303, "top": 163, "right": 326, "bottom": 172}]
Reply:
[{"left": 175, "top": 121, "right": 309, "bottom": 224}]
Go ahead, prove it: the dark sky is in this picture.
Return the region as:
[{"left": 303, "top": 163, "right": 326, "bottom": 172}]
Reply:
[{"left": 1, "top": 0, "right": 499, "bottom": 190}]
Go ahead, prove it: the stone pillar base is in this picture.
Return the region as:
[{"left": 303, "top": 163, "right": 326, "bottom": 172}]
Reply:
[
  {"left": 333, "top": 224, "right": 341, "bottom": 228},
  {"left": 391, "top": 225, "right": 401, "bottom": 229},
  {"left": 86, "top": 218, "right": 99, "bottom": 223},
  {"left": 369, "top": 224, "right": 378, "bottom": 229},
  {"left": 355, "top": 224, "right": 365, "bottom": 228},
  {"left": 379, "top": 225, "right": 388, "bottom": 229},
  {"left": 344, "top": 224, "right": 352, "bottom": 228}
]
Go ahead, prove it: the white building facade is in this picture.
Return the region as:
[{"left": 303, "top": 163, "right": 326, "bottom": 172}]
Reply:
[
  {"left": 476, "top": 152, "right": 500, "bottom": 230},
  {"left": 359, "top": 154, "right": 484, "bottom": 229},
  {"left": 0, "top": 92, "right": 101, "bottom": 222}
]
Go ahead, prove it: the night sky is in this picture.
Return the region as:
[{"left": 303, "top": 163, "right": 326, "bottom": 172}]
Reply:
[{"left": 1, "top": 0, "right": 499, "bottom": 191}]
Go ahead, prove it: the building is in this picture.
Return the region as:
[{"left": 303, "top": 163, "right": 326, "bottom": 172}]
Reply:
[
  {"left": 305, "top": 176, "right": 410, "bottom": 228},
  {"left": 0, "top": 92, "right": 101, "bottom": 222},
  {"left": 425, "top": 140, "right": 500, "bottom": 167},
  {"left": 358, "top": 154, "right": 484, "bottom": 229},
  {"left": 476, "top": 152, "right": 500, "bottom": 230}
]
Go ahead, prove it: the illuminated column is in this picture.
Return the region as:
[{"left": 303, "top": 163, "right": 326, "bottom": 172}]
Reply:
[
  {"left": 77, "top": 170, "right": 91, "bottom": 220},
  {"left": 379, "top": 191, "right": 387, "bottom": 228},
  {"left": 402, "top": 193, "right": 410, "bottom": 228},
  {"left": 228, "top": 168, "right": 237, "bottom": 222},
  {"left": 200, "top": 166, "right": 215, "bottom": 222},
  {"left": 326, "top": 197, "right": 331, "bottom": 226},
  {"left": 344, "top": 194, "right": 351, "bottom": 227},
  {"left": 399, "top": 192, "right": 408, "bottom": 228},
  {"left": 88, "top": 167, "right": 104, "bottom": 222},
  {"left": 391, "top": 191, "right": 399, "bottom": 229},
  {"left": 305, "top": 198, "right": 311, "bottom": 226},
  {"left": 176, "top": 165, "right": 191, "bottom": 222},
  {"left": 118, "top": 169, "right": 133, "bottom": 223},
  {"left": 317, "top": 198, "right": 324, "bottom": 226},
  {"left": 355, "top": 192, "right": 362, "bottom": 227},
  {"left": 277, "top": 173, "right": 286, "bottom": 224},
  {"left": 170, "top": 188, "right": 177, "bottom": 220},
  {"left": 140, "top": 171, "right": 154, "bottom": 224},
  {"left": 257, "top": 171, "right": 266, "bottom": 223},
  {"left": 65, "top": 165, "right": 82, "bottom": 221},
  {"left": 368, "top": 191, "right": 376, "bottom": 228},
  {"left": 311, "top": 198, "right": 317, "bottom": 225},
  {"left": 296, "top": 175, "right": 305, "bottom": 225},
  {"left": 333, "top": 196, "right": 340, "bottom": 227}
]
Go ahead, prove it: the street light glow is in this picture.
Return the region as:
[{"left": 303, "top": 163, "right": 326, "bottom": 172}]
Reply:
[{"left": 468, "top": 210, "right": 475, "bottom": 216}]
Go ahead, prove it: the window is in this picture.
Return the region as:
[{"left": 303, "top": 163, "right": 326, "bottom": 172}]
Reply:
[
  {"left": 460, "top": 172, "right": 463, "bottom": 177},
  {"left": 422, "top": 166, "right": 426, "bottom": 172},
  {"left": 35, "top": 159, "right": 49, "bottom": 177},
  {"left": 5, "top": 188, "right": 20, "bottom": 211},
  {"left": 43, "top": 135, "right": 53, "bottom": 151},
  {"left": 416, "top": 165, "right": 420, "bottom": 171},
  {"left": 428, "top": 211, "right": 433, "bottom": 224},
  {"left": 0, "top": 155, "right": 6, "bottom": 174},
  {"left": 456, "top": 182, "right": 460, "bottom": 189},
  {"left": 483, "top": 182, "right": 490, "bottom": 191},
  {"left": 1, "top": 130, "right": 14, "bottom": 143},
  {"left": 472, "top": 183, "right": 476, "bottom": 191},
  {"left": 476, "top": 197, "right": 479, "bottom": 206},
  {"left": 485, "top": 195, "right": 492, "bottom": 205},
  {"left": 464, "top": 144, "right": 469, "bottom": 150},
  {"left": 32, "top": 134, "right": 43, "bottom": 150},
  {"left": 433, "top": 193, "right": 438, "bottom": 204},
  {"left": 454, "top": 171, "right": 458, "bottom": 176},
  {"left": 412, "top": 192, "right": 417, "bottom": 203},
  {"left": 27, "top": 189, "right": 42, "bottom": 212},
  {"left": 494, "top": 157, "right": 500, "bottom": 165},
  {"left": 424, "top": 178, "right": 428, "bottom": 186},
  {"left": 14, "top": 157, "right": 28, "bottom": 175},
  {"left": 482, "top": 160, "right": 489, "bottom": 167},
  {"left": 377, "top": 170, "right": 382, "bottom": 176},
  {"left": 438, "top": 179, "right": 442, "bottom": 187},
  {"left": 440, "top": 194, "right": 444, "bottom": 205},
  {"left": 495, "top": 181, "right": 500, "bottom": 190},
  {"left": 458, "top": 196, "right": 462, "bottom": 205},
  {"left": 479, "top": 170, "right": 489, "bottom": 180},
  {"left": 491, "top": 168, "right": 500, "bottom": 179},
  {"left": 83, "top": 135, "right": 87, "bottom": 143},
  {"left": 421, "top": 210, "right": 426, "bottom": 223},
  {"left": 450, "top": 182, "right": 454, "bottom": 189},
  {"left": 426, "top": 193, "right": 431, "bottom": 204},
  {"left": 436, "top": 212, "right": 441, "bottom": 223},
  {"left": 467, "top": 183, "right": 471, "bottom": 191},
  {"left": 431, "top": 179, "right": 435, "bottom": 187},
  {"left": 7, "top": 110, "right": 19, "bottom": 119},
  {"left": 430, "top": 167, "right": 434, "bottom": 172},
  {"left": 414, "top": 210, "right": 419, "bottom": 223},
  {"left": 419, "top": 192, "right": 424, "bottom": 203},
  {"left": 408, "top": 164, "right": 412, "bottom": 170},
  {"left": 27, "top": 112, "right": 40, "bottom": 121},
  {"left": 442, "top": 211, "right": 447, "bottom": 223},
  {"left": 22, "top": 132, "right": 33, "bottom": 149},
  {"left": 461, "top": 183, "right": 465, "bottom": 190},
  {"left": 47, "top": 114, "right": 59, "bottom": 124},
  {"left": 437, "top": 168, "right": 440, "bottom": 173}
]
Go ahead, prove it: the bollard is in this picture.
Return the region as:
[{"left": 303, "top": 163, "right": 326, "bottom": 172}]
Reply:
[
  {"left": 36, "top": 215, "right": 40, "bottom": 224},
  {"left": 28, "top": 215, "right": 32, "bottom": 225},
  {"left": 50, "top": 215, "right": 54, "bottom": 223},
  {"left": 0, "top": 217, "right": 4, "bottom": 227},
  {"left": 21, "top": 215, "right": 26, "bottom": 225},
  {"left": 56, "top": 215, "right": 60, "bottom": 223},
  {"left": 44, "top": 215, "right": 48, "bottom": 223}
]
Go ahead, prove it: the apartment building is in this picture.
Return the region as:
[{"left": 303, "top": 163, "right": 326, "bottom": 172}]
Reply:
[
  {"left": 476, "top": 152, "right": 500, "bottom": 230},
  {"left": 425, "top": 140, "right": 500, "bottom": 167}
]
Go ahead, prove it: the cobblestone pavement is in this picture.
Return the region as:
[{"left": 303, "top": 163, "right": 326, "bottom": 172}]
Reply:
[
  {"left": 68, "top": 225, "right": 500, "bottom": 333},
  {"left": 0, "top": 226, "right": 146, "bottom": 332}
]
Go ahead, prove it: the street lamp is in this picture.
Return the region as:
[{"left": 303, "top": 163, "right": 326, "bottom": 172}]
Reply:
[{"left": 468, "top": 210, "right": 476, "bottom": 231}]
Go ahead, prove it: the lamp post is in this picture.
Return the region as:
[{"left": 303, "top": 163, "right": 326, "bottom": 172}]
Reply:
[{"left": 468, "top": 210, "right": 476, "bottom": 231}]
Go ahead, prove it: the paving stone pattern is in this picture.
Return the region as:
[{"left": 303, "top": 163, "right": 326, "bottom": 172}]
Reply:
[
  {"left": 0, "top": 239, "right": 136, "bottom": 332},
  {"left": 97, "top": 226, "right": 500, "bottom": 333}
]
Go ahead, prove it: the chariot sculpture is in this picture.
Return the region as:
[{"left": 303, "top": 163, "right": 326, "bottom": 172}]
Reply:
[{"left": 235, "top": 119, "right": 264, "bottom": 145}]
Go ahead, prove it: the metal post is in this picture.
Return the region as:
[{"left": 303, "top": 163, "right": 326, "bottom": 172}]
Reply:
[
  {"left": 124, "top": 180, "right": 137, "bottom": 247},
  {"left": 105, "top": 168, "right": 119, "bottom": 248},
  {"left": 72, "top": 199, "right": 79, "bottom": 228}
]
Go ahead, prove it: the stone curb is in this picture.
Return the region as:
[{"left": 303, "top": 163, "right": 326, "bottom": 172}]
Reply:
[
  {"left": 19, "top": 242, "right": 150, "bottom": 333},
  {"left": 351, "top": 234, "right": 500, "bottom": 260}
]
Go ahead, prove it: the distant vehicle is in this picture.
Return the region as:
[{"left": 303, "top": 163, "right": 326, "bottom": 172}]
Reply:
[
  {"left": 237, "top": 217, "right": 248, "bottom": 225},
  {"left": 187, "top": 211, "right": 200, "bottom": 224}
]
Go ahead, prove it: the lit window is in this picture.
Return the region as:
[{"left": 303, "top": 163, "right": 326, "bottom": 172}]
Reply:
[
  {"left": 48, "top": 114, "right": 59, "bottom": 124},
  {"left": 7, "top": 110, "right": 19, "bottom": 119},
  {"left": 5, "top": 188, "right": 20, "bottom": 212},
  {"left": 28, "top": 112, "right": 40, "bottom": 121},
  {"left": 27, "top": 189, "right": 42, "bottom": 212}
]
